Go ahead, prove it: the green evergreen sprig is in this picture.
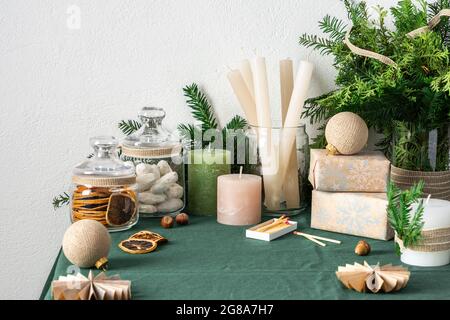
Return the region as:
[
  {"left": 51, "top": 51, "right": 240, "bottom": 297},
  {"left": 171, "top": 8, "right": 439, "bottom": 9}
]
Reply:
[
  {"left": 183, "top": 83, "right": 218, "bottom": 131},
  {"left": 52, "top": 192, "right": 70, "bottom": 210},
  {"left": 118, "top": 119, "right": 142, "bottom": 136},
  {"left": 178, "top": 123, "right": 204, "bottom": 149},
  {"left": 224, "top": 115, "right": 247, "bottom": 130},
  {"left": 387, "top": 181, "right": 425, "bottom": 254},
  {"left": 298, "top": 34, "right": 335, "bottom": 55},
  {"left": 320, "top": 15, "right": 348, "bottom": 41},
  {"left": 299, "top": 0, "right": 450, "bottom": 171},
  {"left": 178, "top": 83, "right": 247, "bottom": 150}
]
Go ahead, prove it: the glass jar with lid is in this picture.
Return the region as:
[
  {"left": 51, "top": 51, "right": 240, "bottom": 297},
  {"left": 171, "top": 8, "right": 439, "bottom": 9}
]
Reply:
[
  {"left": 70, "top": 136, "right": 138, "bottom": 232},
  {"left": 121, "top": 107, "right": 185, "bottom": 218}
]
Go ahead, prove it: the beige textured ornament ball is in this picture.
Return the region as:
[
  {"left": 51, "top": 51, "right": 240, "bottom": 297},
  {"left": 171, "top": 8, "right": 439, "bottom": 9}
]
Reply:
[
  {"left": 62, "top": 220, "right": 111, "bottom": 268},
  {"left": 325, "top": 112, "right": 368, "bottom": 155}
]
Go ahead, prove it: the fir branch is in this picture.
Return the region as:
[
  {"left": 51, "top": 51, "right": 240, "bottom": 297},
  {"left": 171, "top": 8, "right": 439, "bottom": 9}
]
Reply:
[
  {"left": 319, "top": 15, "right": 347, "bottom": 41},
  {"left": 387, "top": 181, "right": 425, "bottom": 251},
  {"left": 310, "top": 131, "right": 328, "bottom": 149},
  {"left": 391, "top": 0, "right": 428, "bottom": 34},
  {"left": 225, "top": 115, "right": 247, "bottom": 130},
  {"left": 302, "top": 92, "right": 336, "bottom": 124},
  {"left": 178, "top": 123, "right": 203, "bottom": 149},
  {"left": 178, "top": 123, "right": 196, "bottom": 141},
  {"left": 183, "top": 83, "right": 218, "bottom": 131},
  {"left": 221, "top": 115, "right": 247, "bottom": 149},
  {"left": 118, "top": 119, "right": 142, "bottom": 136},
  {"left": 299, "top": 34, "right": 334, "bottom": 55},
  {"left": 52, "top": 192, "right": 70, "bottom": 210},
  {"left": 343, "top": 0, "right": 369, "bottom": 23}
]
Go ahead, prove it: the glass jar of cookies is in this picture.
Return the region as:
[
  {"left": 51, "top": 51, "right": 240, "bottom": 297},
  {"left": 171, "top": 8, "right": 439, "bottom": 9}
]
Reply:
[
  {"left": 71, "top": 136, "right": 138, "bottom": 232},
  {"left": 121, "top": 107, "right": 185, "bottom": 218}
]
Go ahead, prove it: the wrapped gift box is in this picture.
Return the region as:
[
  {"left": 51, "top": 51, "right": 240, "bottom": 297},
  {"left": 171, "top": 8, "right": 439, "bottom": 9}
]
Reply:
[
  {"left": 311, "top": 191, "right": 394, "bottom": 241},
  {"left": 309, "top": 149, "right": 390, "bottom": 192}
]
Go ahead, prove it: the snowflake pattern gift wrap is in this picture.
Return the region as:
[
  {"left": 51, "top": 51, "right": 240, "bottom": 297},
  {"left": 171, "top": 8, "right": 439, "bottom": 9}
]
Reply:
[
  {"left": 311, "top": 191, "right": 394, "bottom": 241},
  {"left": 308, "top": 149, "right": 390, "bottom": 192}
]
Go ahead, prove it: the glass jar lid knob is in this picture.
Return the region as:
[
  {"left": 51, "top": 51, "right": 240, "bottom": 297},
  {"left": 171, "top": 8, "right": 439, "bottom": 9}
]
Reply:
[
  {"left": 138, "top": 107, "right": 169, "bottom": 145},
  {"left": 90, "top": 136, "right": 119, "bottom": 159},
  {"left": 72, "top": 136, "right": 135, "bottom": 178}
]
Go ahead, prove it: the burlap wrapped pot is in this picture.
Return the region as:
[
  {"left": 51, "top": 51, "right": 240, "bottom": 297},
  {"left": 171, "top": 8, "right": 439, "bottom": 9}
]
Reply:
[{"left": 391, "top": 166, "right": 450, "bottom": 200}]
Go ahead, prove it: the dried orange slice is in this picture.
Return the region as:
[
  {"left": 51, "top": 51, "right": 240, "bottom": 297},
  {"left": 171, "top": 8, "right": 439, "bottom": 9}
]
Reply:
[
  {"left": 118, "top": 239, "right": 157, "bottom": 254},
  {"left": 129, "top": 231, "right": 168, "bottom": 244},
  {"left": 106, "top": 193, "right": 137, "bottom": 227}
]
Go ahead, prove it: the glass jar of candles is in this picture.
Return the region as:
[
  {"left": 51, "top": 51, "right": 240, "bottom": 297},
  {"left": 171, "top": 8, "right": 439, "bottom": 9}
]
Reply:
[
  {"left": 246, "top": 124, "right": 310, "bottom": 217},
  {"left": 70, "top": 136, "right": 138, "bottom": 232},
  {"left": 121, "top": 107, "right": 185, "bottom": 218}
]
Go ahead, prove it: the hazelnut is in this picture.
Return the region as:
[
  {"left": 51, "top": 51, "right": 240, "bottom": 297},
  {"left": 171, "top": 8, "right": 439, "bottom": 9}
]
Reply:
[
  {"left": 176, "top": 213, "right": 189, "bottom": 226},
  {"left": 161, "top": 215, "right": 174, "bottom": 229},
  {"left": 355, "top": 240, "right": 371, "bottom": 256}
]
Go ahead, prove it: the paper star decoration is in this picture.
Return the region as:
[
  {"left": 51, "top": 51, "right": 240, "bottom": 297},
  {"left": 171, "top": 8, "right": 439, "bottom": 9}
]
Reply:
[
  {"left": 52, "top": 271, "right": 131, "bottom": 300},
  {"left": 336, "top": 261, "right": 410, "bottom": 293}
]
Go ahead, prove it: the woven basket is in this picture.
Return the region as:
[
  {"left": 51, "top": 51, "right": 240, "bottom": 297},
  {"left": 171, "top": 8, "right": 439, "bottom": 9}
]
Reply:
[{"left": 391, "top": 166, "right": 450, "bottom": 200}]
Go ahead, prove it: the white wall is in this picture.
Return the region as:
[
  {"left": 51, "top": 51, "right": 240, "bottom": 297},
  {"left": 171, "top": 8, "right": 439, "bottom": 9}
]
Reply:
[{"left": 0, "top": 0, "right": 395, "bottom": 299}]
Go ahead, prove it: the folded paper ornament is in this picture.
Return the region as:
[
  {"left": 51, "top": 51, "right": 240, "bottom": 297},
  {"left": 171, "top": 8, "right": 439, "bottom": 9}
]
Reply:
[
  {"left": 336, "top": 261, "right": 410, "bottom": 293},
  {"left": 52, "top": 271, "right": 131, "bottom": 300}
]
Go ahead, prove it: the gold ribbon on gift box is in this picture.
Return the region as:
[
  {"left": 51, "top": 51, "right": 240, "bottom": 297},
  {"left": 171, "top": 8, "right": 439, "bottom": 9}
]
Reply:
[{"left": 344, "top": 9, "right": 450, "bottom": 66}]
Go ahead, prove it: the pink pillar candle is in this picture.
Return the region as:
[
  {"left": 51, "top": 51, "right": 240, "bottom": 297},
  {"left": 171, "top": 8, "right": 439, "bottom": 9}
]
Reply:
[{"left": 217, "top": 174, "right": 262, "bottom": 226}]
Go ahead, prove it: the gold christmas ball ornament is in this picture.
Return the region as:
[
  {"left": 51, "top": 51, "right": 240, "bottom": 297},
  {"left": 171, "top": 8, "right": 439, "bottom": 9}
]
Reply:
[
  {"left": 325, "top": 112, "right": 369, "bottom": 155},
  {"left": 62, "top": 220, "right": 111, "bottom": 268}
]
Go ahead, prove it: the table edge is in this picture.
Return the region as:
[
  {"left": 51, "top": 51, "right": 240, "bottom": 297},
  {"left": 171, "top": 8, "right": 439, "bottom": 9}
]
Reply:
[{"left": 39, "top": 248, "right": 62, "bottom": 300}]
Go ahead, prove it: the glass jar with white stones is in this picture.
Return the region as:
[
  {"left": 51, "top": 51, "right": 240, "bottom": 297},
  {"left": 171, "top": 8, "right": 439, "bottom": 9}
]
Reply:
[{"left": 121, "top": 107, "right": 185, "bottom": 218}]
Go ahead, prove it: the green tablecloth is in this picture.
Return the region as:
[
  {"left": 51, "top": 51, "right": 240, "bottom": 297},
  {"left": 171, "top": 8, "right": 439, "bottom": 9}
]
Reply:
[{"left": 41, "top": 211, "right": 450, "bottom": 300}]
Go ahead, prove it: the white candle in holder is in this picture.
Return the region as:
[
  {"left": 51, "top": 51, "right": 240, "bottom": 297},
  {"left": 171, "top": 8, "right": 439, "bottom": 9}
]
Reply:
[
  {"left": 217, "top": 174, "right": 262, "bottom": 226},
  {"left": 401, "top": 198, "right": 450, "bottom": 267}
]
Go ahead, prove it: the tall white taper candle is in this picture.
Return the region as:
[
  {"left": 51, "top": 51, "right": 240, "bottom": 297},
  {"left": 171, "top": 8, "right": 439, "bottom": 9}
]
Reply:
[
  {"left": 227, "top": 70, "right": 258, "bottom": 126},
  {"left": 253, "top": 57, "right": 281, "bottom": 210},
  {"left": 280, "top": 58, "right": 300, "bottom": 209},
  {"left": 253, "top": 57, "right": 272, "bottom": 130},
  {"left": 279, "top": 60, "right": 314, "bottom": 183},
  {"left": 239, "top": 60, "right": 255, "bottom": 99}
]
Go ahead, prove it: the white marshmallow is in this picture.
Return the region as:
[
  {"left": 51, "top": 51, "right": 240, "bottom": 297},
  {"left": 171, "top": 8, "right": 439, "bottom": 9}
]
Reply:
[
  {"left": 139, "top": 204, "right": 157, "bottom": 214},
  {"left": 139, "top": 192, "right": 167, "bottom": 205},
  {"left": 151, "top": 171, "right": 178, "bottom": 194},
  {"left": 165, "top": 183, "right": 184, "bottom": 199},
  {"left": 157, "top": 160, "right": 172, "bottom": 176},
  {"left": 136, "top": 163, "right": 152, "bottom": 176},
  {"left": 157, "top": 198, "right": 184, "bottom": 213},
  {"left": 136, "top": 173, "right": 157, "bottom": 192}
]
